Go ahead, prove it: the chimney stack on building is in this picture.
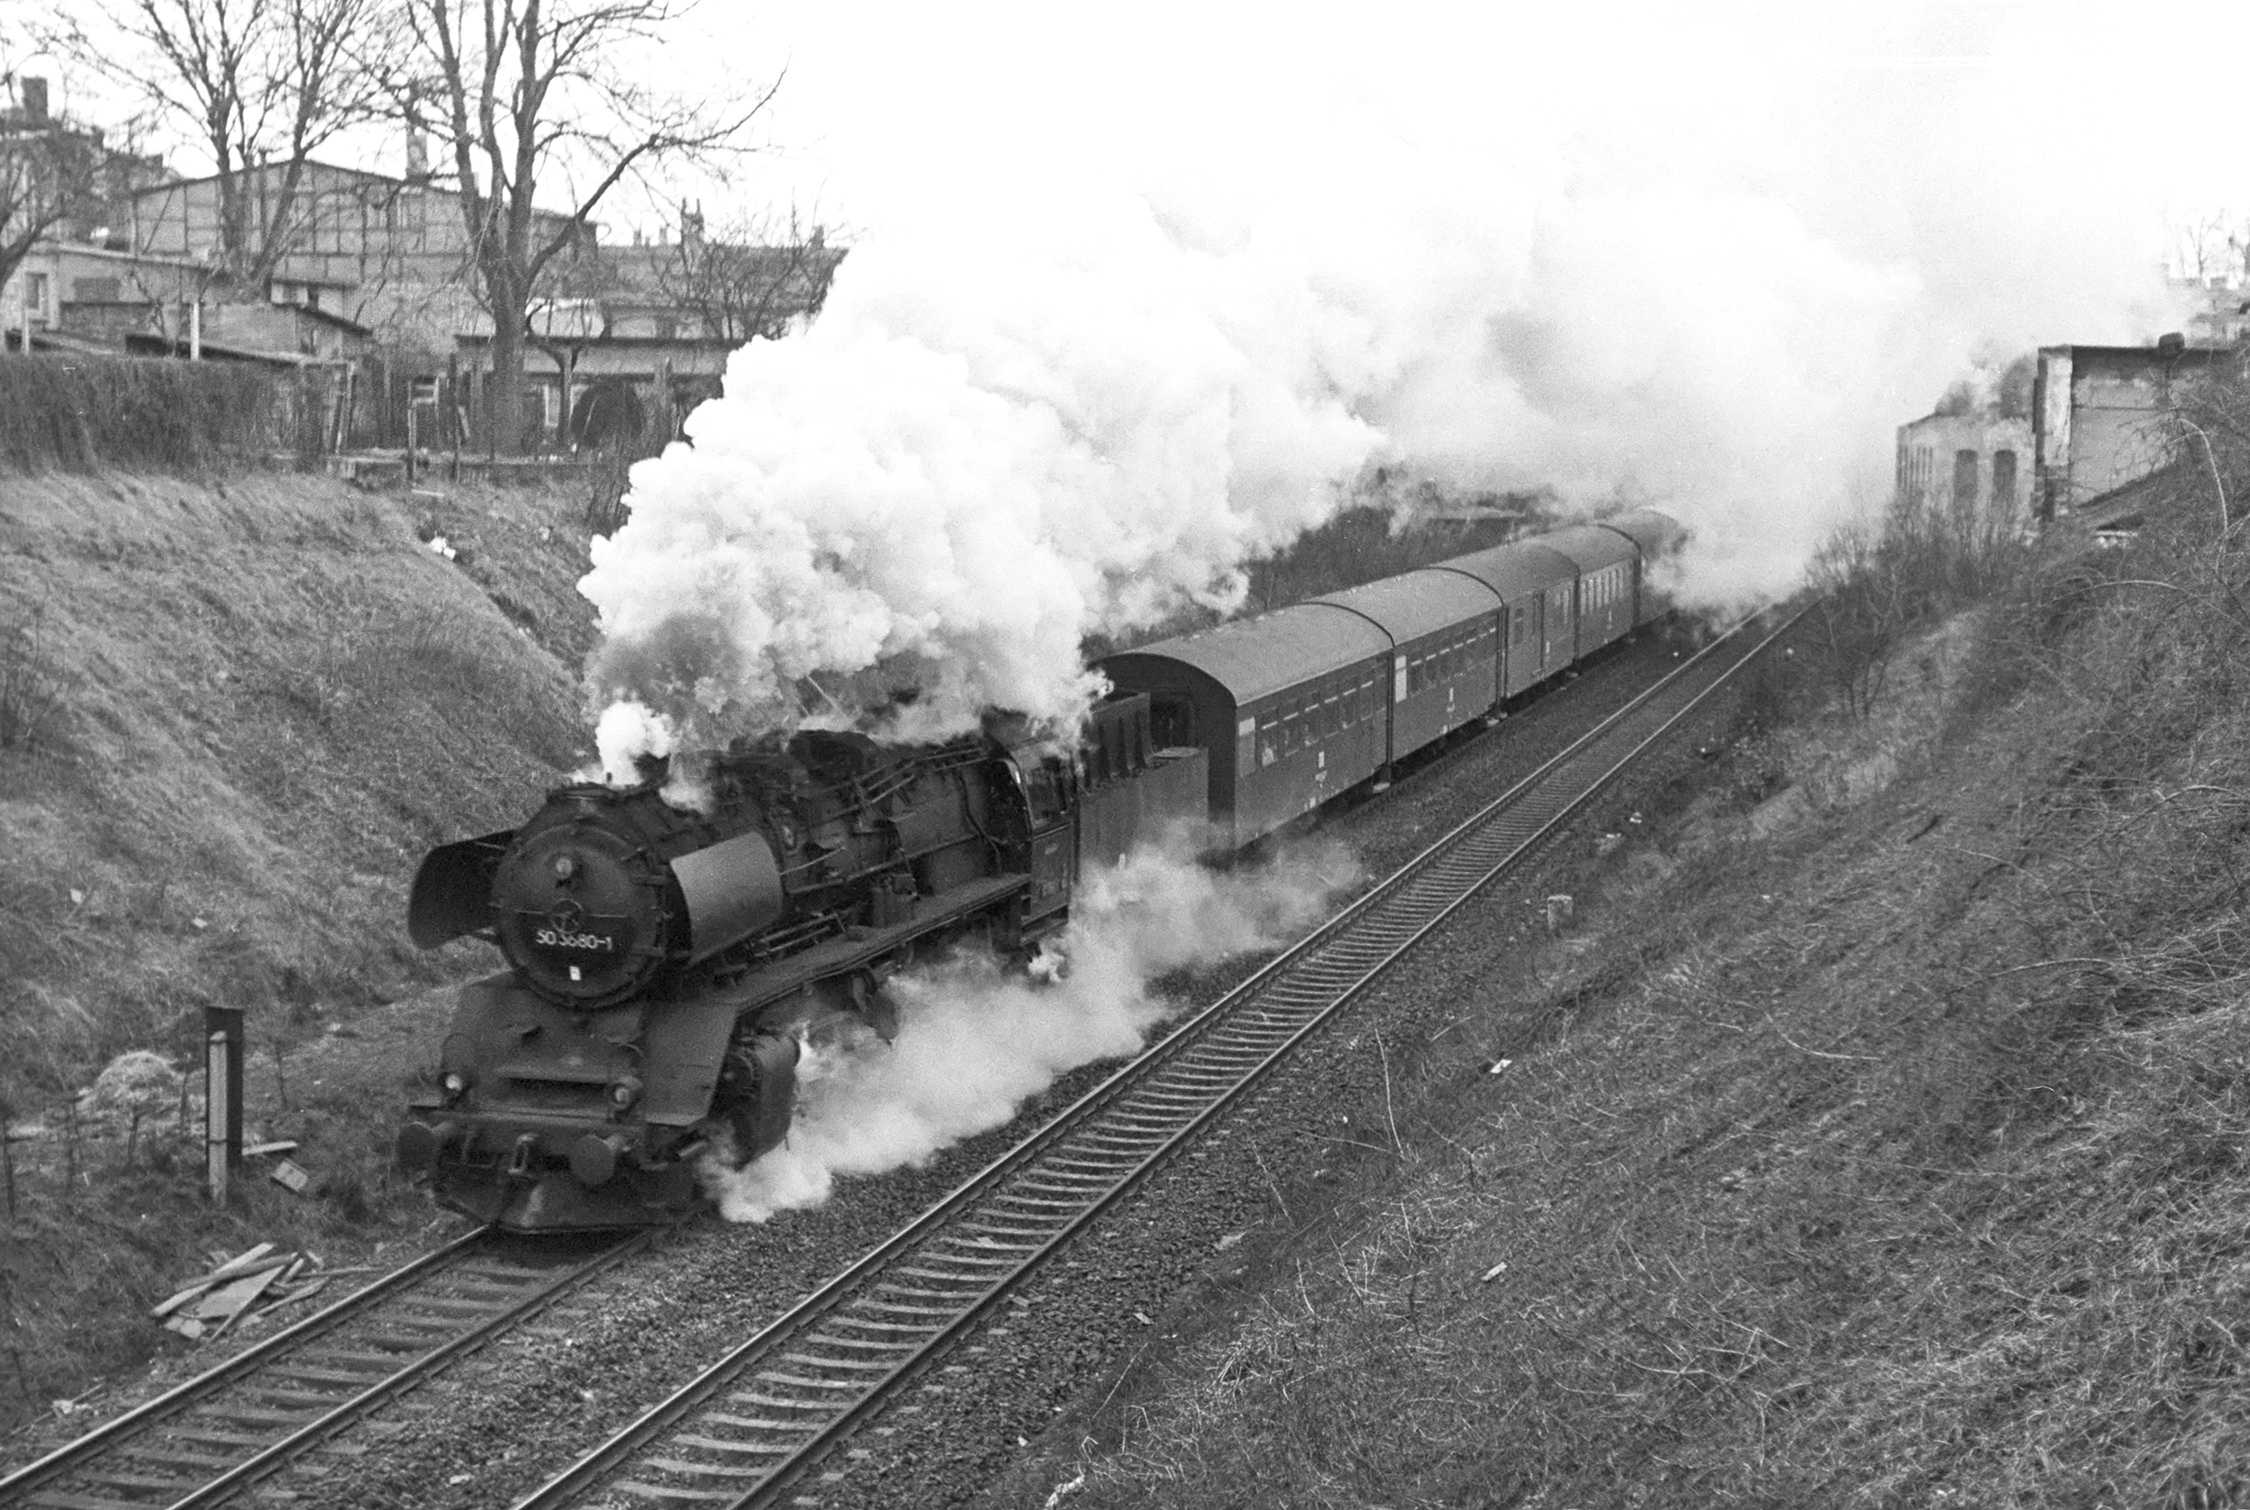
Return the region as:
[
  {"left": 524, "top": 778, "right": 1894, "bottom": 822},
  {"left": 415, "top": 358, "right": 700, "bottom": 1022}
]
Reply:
[
  {"left": 404, "top": 88, "right": 428, "bottom": 180},
  {"left": 680, "top": 199, "right": 704, "bottom": 252}
]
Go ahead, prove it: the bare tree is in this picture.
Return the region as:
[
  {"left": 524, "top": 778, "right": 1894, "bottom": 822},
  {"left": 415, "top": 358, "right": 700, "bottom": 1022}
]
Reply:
[
  {"left": 396, "top": 0, "right": 774, "bottom": 454},
  {"left": 523, "top": 235, "right": 619, "bottom": 446},
  {"left": 50, "top": 0, "right": 391, "bottom": 285},
  {"left": 2173, "top": 211, "right": 2241, "bottom": 287},
  {"left": 656, "top": 206, "right": 840, "bottom": 346}
]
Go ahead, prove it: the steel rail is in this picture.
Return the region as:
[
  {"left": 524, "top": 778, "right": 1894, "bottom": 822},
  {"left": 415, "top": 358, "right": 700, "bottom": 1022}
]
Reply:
[
  {"left": 3, "top": 1225, "right": 651, "bottom": 1509},
  {"left": 0, "top": 1227, "right": 492, "bottom": 1501},
  {"left": 515, "top": 608, "right": 1800, "bottom": 1510}
]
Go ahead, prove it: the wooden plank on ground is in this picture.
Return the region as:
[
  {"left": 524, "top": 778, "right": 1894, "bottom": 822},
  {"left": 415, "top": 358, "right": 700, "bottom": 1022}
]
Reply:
[
  {"left": 195, "top": 1243, "right": 277, "bottom": 1287},
  {"left": 190, "top": 1265, "right": 283, "bottom": 1337}
]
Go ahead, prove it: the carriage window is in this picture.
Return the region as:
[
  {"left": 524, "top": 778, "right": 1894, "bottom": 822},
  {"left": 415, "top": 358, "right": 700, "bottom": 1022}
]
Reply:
[
  {"left": 1150, "top": 695, "right": 1194, "bottom": 748},
  {"left": 1511, "top": 605, "right": 1527, "bottom": 643},
  {"left": 1259, "top": 713, "right": 1279, "bottom": 767}
]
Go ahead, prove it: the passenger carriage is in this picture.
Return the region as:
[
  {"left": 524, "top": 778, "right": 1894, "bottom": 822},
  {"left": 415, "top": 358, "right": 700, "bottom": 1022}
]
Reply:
[
  {"left": 1308, "top": 569, "right": 1504, "bottom": 771},
  {"left": 1538, "top": 524, "right": 1640, "bottom": 659},
  {"left": 1594, "top": 509, "right": 1687, "bottom": 627},
  {"left": 1426, "top": 540, "right": 1581, "bottom": 699},
  {"left": 1098, "top": 604, "right": 1392, "bottom": 848}
]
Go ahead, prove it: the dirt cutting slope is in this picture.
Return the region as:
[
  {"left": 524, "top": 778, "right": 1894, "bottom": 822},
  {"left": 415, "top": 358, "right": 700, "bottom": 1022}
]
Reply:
[{"left": 0, "top": 467, "right": 600, "bottom": 1424}]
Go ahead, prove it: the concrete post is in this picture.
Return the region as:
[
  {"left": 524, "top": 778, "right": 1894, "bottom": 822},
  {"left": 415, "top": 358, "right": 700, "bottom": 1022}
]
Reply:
[{"left": 204, "top": 1006, "right": 244, "bottom": 1203}]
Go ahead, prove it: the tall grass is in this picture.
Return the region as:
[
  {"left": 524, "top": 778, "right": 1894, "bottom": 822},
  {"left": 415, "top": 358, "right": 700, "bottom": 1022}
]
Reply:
[
  {"left": 0, "top": 606, "right": 72, "bottom": 754},
  {"left": 0, "top": 355, "right": 299, "bottom": 472}
]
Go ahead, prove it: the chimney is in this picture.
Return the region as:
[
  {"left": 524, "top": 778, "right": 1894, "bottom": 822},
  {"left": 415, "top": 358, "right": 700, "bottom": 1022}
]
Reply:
[
  {"left": 404, "top": 88, "right": 428, "bottom": 180},
  {"left": 22, "top": 77, "right": 49, "bottom": 126},
  {"left": 680, "top": 198, "right": 704, "bottom": 251}
]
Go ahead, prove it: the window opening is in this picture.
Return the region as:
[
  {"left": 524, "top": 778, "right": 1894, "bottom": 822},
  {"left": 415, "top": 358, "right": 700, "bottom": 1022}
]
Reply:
[{"left": 1953, "top": 448, "right": 1979, "bottom": 506}]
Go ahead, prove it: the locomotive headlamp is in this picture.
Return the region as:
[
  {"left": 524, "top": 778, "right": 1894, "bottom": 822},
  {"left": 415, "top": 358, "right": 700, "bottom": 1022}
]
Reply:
[
  {"left": 609, "top": 1075, "right": 642, "bottom": 1110},
  {"left": 442, "top": 1070, "right": 469, "bottom": 1098},
  {"left": 552, "top": 853, "right": 577, "bottom": 881}
]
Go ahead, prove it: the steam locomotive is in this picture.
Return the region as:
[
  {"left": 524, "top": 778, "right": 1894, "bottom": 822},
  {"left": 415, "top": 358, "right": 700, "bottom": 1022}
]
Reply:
[{"left": 396, "top": 510, "right": 1681, "bottom": 1230}]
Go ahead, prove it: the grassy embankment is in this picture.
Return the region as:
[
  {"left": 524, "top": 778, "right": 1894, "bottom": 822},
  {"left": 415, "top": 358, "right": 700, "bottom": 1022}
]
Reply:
[
  {"left": 0, "top": 354, "right": 603, "bottom": 1428},
  {"left": 1047, "top": 457, "right": 2250, "bottom": 1501}
]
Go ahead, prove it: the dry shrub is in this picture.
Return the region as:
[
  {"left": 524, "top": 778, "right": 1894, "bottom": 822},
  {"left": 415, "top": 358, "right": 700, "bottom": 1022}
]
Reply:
[
  {"left": 0, "top": 354, "right": 298, "bottom": 472},
  {"left": 0, "top": 605, "right": 74, "bottom": 754},
  {"left": 1809, "top": 480, "right": 2032, "bottom": 722}
]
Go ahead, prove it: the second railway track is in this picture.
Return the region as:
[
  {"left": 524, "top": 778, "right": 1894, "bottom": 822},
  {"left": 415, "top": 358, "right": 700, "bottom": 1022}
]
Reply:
[
  {"left": 0, "top": 1226, "right": 650, "bottom": 1510},
  {"left": 514, "top": 607, "right": 1797, "bottom": 1510}
]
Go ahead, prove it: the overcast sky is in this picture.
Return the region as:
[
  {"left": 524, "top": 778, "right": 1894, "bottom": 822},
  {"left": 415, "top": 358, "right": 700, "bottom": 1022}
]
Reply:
[{"left": 711, "top": 0, "right": 2239, "bottom": 319}]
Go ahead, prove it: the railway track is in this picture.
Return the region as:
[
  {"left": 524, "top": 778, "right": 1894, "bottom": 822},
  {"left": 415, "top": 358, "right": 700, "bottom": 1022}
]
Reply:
[
  {"left": 0, "top": 1226, "right": 651, "bottom": 1509},
  {"left": 513, "top": 608, "right": 1798, "bottom": 1510}
]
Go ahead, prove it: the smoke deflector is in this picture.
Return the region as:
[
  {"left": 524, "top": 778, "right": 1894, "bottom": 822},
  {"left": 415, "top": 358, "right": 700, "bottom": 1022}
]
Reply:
[
  {"left": 407, "top": 830, "right": 517, "bottom": 948},
  {"left": 671, "top": 830, "right": 786, "bottom": 961}
]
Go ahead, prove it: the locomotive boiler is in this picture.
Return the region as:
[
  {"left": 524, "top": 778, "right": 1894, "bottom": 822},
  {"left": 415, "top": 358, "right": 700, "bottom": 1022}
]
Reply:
[{"left": 397, "top": 702, "right": 1204, "bottom": 1230}]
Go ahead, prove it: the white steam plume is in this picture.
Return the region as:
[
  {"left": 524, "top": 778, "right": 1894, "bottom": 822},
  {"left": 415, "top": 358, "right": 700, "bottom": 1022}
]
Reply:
[
  {"left": 699, "top": 837, "right": 1358, "bottom": 1223},
  {"left": 580, "top": 200, "right": 1387, "bottom": 759},
  {"left": 587, "top": 2, "right": 2209, "bottom": 768}
]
